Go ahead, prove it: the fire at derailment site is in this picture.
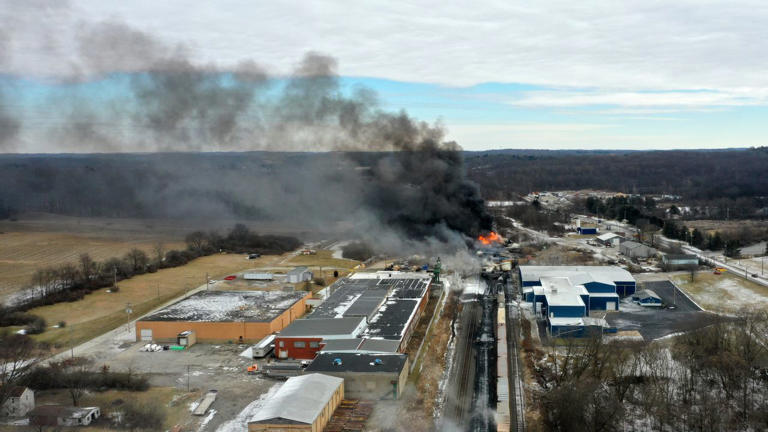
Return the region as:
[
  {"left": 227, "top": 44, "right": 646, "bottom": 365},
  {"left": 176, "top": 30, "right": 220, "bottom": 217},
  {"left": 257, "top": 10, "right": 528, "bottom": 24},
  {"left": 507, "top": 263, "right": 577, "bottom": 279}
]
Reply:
[{"left": 3, "top": 3, "right": 768, "bottom": 432}]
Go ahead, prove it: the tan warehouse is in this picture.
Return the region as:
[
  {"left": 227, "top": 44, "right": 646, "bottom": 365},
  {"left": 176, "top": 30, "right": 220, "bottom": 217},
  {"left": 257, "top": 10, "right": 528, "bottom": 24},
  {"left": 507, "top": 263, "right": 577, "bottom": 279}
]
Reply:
[
  {"left": 136, "top": 290, "right": 310, "bottom": 343},
  {"left": 248, "top": 374, "right": 344, "bottom": 432}
]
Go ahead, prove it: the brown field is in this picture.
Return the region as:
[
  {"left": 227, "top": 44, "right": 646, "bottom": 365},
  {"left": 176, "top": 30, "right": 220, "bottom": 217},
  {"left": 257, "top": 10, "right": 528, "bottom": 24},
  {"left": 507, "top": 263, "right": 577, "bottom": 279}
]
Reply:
[
  {"left": 0, "top": 212, "right": 330, "bottom": 302},
  {"left": 0, "top": 231, "right": 185, "bottom": 300},
  {"left": 684, "top": 219, "right": 768, "bottom": 235},
  {"left": 28, "top": 253, "right": 287, "bottom": 349},
  {"left": 0, "top": 213, "right": 192, "bottom": 301}
]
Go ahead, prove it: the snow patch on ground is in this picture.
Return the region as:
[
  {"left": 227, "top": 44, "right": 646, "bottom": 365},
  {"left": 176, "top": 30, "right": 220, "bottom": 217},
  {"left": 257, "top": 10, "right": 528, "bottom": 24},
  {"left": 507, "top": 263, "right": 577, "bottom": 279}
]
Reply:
[
  {"left": 216, "top": 383, "right": 283, "bottom": 432},
  {"left": 688, "top": 277, "right": 768, "bottom": 310},
  {"left": 198, "top": 409, "right": 217, "bottom": 431},
  {"left": 462, "top": 277, "right": 485, "bottom": 296},
  {"left": 330, "top": 240, "right": 352, "bottom": 259},
  {"left": 189, "top": 400, "right": 200, "bottom": 413}
]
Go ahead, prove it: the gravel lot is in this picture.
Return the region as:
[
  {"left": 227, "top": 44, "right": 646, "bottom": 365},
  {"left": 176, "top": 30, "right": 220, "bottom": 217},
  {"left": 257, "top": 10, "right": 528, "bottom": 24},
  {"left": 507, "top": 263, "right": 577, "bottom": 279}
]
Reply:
[{"left": 104, "top": 342, "right": 280, "bottom": 431}]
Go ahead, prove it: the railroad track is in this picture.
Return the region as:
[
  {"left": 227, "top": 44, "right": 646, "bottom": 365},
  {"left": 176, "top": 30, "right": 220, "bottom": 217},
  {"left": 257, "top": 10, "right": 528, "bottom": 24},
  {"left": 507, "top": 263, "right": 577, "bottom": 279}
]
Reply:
[
  {"left": 505, "top": 278, "right": 526, "bottom": 431},
  {"left": 441, "top": 299, "right": 480, "bottom": 427}
]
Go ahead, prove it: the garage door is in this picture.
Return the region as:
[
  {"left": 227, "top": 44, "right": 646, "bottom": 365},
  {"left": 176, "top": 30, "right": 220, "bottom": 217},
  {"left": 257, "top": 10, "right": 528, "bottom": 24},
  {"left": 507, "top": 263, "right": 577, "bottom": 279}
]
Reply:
[
  {"left": 606, "top": 302, "right": 616, "bottom": 311},
  {"left": 140, "top": 329, "right": 153, "bottom": 341}
]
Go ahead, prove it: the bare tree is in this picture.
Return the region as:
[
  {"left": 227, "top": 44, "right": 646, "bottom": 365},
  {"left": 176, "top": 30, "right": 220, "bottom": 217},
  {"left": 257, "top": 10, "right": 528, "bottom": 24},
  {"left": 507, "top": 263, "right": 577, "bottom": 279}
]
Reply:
[
  {"left": 152, "top": 242, "right": 165, "bottom": 266},
  {"left": 185, "top": 231, "right": 208, "bottom": 254},
  {"left": 55, "top": 357, "right": 93, "bottom": 407},
  {"left": 57, "top": 263, "right": 79, "bottom": 291},
  {"left": 120, "top": 399, "right": 166, "bottom": 431},
  {"left": 0, "top": 331, "right": 37, "bottom": 409},
  {"left": 124, "top": 249, "right": 149, "bottom": 274},
  {"left": 78, "top": 253, "right": 97, "bottom": 288}
]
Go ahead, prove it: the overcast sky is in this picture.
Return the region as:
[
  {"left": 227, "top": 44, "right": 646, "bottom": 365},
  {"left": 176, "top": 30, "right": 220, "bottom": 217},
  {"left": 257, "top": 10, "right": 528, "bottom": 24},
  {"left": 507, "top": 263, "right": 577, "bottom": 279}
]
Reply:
[{"left": 2, "top": 0, "right": 768, "bottom": 151}]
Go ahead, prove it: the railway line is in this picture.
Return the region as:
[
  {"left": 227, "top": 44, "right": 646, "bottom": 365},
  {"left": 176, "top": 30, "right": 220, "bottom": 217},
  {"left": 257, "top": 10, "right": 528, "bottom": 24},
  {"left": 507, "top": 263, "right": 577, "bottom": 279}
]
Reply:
[
  {"left": 440, "top": 297, "right": 480, "bottom": 428},
  {"left": 503, "top": 277, "right": 526, "bottom": 431}
]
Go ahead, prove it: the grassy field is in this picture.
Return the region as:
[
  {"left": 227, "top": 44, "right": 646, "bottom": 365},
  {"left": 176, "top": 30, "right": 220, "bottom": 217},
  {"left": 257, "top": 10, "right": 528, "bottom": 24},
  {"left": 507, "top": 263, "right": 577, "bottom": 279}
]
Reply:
[
  {"left": 671, "top": 271, "right": 768, "bottom": 313},
  {"left": 28, "top": 253, "right": 284, "bottom": 350},
  {"left": 0, "top": 231, "right": 185, "bottom": 300},
  {"left": 286, "top": 249, "right": 360, "bottom": 269},
  {"left": 0, "top": 213, "right": 193, "bottom": 302}
]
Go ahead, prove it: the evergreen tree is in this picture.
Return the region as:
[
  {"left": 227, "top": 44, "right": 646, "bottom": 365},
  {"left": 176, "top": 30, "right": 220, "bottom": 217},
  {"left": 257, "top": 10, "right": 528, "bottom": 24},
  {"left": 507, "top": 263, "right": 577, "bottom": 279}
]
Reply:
[{"left": 691, "top": 228, "right": 704, "bottom": 248}]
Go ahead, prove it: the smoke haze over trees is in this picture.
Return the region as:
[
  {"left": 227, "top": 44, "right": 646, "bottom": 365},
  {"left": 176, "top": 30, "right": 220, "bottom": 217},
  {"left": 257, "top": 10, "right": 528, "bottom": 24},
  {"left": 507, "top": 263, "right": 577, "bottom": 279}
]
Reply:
[{"left": 0, "top": 9, "right": 492, "bottom": 249}]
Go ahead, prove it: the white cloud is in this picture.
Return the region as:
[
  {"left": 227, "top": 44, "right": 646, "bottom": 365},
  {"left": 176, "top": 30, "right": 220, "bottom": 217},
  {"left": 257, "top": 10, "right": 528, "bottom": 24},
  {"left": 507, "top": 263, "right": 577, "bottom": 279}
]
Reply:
[
  {"left": 509, "top": 89, "right": 768, "bottom": 109},
  {"left": 4, "top": 0, "right": 768, "bottom": 95}
]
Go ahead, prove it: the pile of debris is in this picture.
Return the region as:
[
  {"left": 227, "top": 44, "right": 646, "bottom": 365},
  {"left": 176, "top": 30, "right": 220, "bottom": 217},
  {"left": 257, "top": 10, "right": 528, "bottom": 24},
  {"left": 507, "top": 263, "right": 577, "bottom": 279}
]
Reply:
[{"left": 325, "top": 399, "right": 374, "bottom": 432}]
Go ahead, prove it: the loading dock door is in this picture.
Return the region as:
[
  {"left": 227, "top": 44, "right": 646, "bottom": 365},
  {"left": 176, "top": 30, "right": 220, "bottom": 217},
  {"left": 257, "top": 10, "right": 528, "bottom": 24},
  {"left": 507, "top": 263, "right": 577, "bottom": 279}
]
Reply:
[
  {"left": 140, "top": 329, "right": 153, "bottom": 341},
  {"left": 606, "top": 302, "right": 616, "bottom": 311}
]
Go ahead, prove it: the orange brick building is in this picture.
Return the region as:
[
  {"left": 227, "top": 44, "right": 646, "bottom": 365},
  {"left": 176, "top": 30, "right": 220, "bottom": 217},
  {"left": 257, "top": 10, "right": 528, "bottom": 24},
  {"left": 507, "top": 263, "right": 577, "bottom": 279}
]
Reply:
[{"left": 136, "top": 290, "right": 310, "bottom": 343}]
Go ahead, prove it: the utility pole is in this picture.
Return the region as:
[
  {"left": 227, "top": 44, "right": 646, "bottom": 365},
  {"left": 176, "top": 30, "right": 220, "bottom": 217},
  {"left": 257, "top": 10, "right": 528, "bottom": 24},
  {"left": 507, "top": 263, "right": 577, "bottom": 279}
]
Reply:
[
  {"left": 187, "top": 365, "right": 190, "bottom": 392},
  {"left": 206, "top": 272, "right": 209, "bottom": 290},
  {"left": 113, "top": 266, "right": 117, "bottom": 288}
]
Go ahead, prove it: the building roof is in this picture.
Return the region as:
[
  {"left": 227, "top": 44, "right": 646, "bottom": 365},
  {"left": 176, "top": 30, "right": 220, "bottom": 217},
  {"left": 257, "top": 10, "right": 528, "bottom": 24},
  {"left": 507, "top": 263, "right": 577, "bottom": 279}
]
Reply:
[
  {"left": 243, "top": 272, "right": 273, "bottom": 280},
  {"left": 544, "top": 290, "right": 585, "bottom": 307},
  {"left": 305, "top": 353, "right": 408, "bottom": 374},
  {"left": 319, "top": 338, "right": 364, "bottom": 352},
  {"left": 309, "top": 273, "right": 429, "bottom": 320},
  {"left": 140, "top": 290, "right": 307, "bottom": 323},
  {"left": 621, "top": 241, "right": 653, "bottom": 250},
  {"left": 363, "top": 299, "right": 419, "bottom": 340},
  {"left": 663, "top": 254, "right": 697, "bottom": 261},
  {"left": 520, "top": 266, "right": 635, "bottom": 284},
  {"left": 30, "top": 406, "right": 99, "bottom": 418},
  {"left": 7, "top": 386, "right": 28, "bottom": 397},
  {"left": 278, "top": 317, "right": 365, "bottom": 337},
  {"left": 287, "top": 266, "right": 311, "bottom": 276},
  {"left": 343, "top": 287, "right": 389, "bottom": 319},
  {"left": 248, "top": 374, "right": 343, "bottom": 425},
  {"left": 635, "top": 289, "right": 661, "bottom": 300},
  {"left": 548, "top": 317, "right": 584, "bottom": 326},
  {"left": 308, "top": 279, "right": 378, "bottom": 319},
  {"left": 589, "top": 292, "right": 620, "bottom": 298},
  {"left": 357, "top": 338, "right": 401, "bottom": 353},
  {"left": 596, "top": 233, "right": 622, "bottom": 241},
  {"left": 377, "top": 276, "right": 431, "bottom": 299}
]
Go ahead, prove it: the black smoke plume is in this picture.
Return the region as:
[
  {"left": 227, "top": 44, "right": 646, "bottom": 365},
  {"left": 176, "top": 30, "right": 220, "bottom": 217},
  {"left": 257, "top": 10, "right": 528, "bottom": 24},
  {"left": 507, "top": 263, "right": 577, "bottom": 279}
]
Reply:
[{"left": 0, "top": 14, "right": 492, "bottom": 247}]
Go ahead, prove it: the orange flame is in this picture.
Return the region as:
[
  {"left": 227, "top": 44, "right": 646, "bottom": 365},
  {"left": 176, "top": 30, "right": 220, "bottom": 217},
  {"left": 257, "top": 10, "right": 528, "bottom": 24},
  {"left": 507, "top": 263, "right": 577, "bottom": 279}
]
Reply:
[{"left": 478, "top": 231, "right": 501, "bottom": 245}]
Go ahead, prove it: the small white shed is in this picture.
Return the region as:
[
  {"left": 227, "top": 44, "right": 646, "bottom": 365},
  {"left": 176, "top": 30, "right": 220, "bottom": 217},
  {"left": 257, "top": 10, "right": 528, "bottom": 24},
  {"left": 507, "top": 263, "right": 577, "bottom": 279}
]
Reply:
[{"left": 286, "top": 266, "right": 313, "bottom": 283}]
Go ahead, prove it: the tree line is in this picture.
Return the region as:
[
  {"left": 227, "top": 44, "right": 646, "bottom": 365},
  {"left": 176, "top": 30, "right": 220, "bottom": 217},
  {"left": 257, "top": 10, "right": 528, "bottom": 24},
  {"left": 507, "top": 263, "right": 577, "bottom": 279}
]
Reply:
[
  {"left": 466, "top": 148, "right": 768, "bottom": 220},
  {"left": 3, "top": 224, "right": 300, "bottom": 316},
  {"left": 577, "top": 195, "right": 768, "bottom": 254}
]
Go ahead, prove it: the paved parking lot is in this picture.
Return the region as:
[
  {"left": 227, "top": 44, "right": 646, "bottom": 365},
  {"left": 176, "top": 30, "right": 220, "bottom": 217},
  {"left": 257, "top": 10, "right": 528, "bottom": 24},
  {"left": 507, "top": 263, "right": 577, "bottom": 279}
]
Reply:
[
  {"left": 640, "top": 280, "right": 702, "bottom": 311},
  {"left": 606, "top": 298, "right": 719, "bottom": 341}
]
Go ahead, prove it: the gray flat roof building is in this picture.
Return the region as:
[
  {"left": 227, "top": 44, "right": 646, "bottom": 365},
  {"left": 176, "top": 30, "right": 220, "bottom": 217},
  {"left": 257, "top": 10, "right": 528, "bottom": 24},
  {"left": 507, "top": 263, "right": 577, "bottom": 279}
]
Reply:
[
  {"left": 278, "top": 317, "right": 366, "bottom": 338},
  {"left": 306, "top": 353, "right": 408, "bottom": 374},
  {"left": 141, "top": 290, "right": 307, "bottom": 322}
]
